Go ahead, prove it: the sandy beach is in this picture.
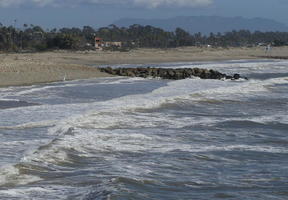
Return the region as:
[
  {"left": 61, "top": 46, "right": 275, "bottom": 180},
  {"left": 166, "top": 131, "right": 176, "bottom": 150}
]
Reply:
[{"left": 0, "top": 46, "right": 287, "bottom": 87}]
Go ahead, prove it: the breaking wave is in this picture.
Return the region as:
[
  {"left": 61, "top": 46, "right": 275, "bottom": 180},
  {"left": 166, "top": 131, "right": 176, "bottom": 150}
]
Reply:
[{"left": 1, "top": 61, "right": 287, "bottom": 197}]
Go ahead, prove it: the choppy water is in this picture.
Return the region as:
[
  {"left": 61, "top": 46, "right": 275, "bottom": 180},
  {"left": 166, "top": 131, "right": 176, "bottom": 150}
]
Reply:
[{"left": 0, "top": 59, "right": 287, "bottom": 200}]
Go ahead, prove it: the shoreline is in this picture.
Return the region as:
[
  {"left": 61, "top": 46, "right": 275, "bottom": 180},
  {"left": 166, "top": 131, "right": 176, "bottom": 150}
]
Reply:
[{"left": 1, "top": 46, "right": 287, "bottom": 87}]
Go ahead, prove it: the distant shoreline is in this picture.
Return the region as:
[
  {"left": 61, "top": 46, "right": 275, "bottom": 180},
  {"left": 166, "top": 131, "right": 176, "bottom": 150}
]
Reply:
[{"left": 0, "top": 46, "right": 287, "bottom": 87}]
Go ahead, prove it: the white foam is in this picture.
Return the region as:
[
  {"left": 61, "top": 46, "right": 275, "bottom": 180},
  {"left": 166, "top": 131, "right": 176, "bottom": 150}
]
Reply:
[
  {"left": 0, "top": 186, "right": 80, "bottom": 200},
  {"left": 188, "top": 76, "right": 288, "bottom": 101},
  {"left": 97, "top": 77, "right": 145, "bottom": 85},
  {"left": 19, "top": 74, "right": 285, "bottom": 140},
  {"left": 0, "top": 120, "right": 57, "bottom": 130},
  {"left": 0, "top": 74, "right": 285, "bottom": 130},
  {"left": 1, "top": 62, "right": 287, "bottom": 129},
  {"left": 0, "top": 98, "right": 21, "bottom": 102},
  {"left": 200, "top": 144, "right": 288, "bottom": 154},
  {"left": 64, "top": 109, "right": 223, "bottom": 132},
  {"left": 248, "top": 114, "right": 288, "bottom": 125},
  {"left": 164, "top": 60, "right": 288, "bottom": 75},
  {"left": 0, "top": 165, "right": 41, "bottom": 187},
  {"left": 1, "top": 60, "right": 287, "bottom": 174},
  {"left": 0, "top": 77, "right": 144, "bottom": 100},
  {"left": 21, "top": 126, "right": 288, "bottom": 166},
  {"left": 0, "top": 187, "right": 50, "bottom": 198},
  {"left": 22, "top": 147, "right": 69, "bottom": 165}
]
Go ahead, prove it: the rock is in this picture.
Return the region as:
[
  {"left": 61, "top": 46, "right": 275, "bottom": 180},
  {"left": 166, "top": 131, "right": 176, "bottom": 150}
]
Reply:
[
  {"left": 233, "top": 73, "right": 241, "bottom": 79},
  {"left": 100, "top": 67, "right": 247, "bottom": 80}
]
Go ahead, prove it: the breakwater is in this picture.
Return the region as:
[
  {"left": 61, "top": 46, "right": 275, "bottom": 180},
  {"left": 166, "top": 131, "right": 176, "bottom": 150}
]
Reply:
[
  {"left": 258, "top": 56, "right": 288, "bottom": 60},
  {"left": 100, "top": 67, "right": 247, "bottom": 80}
]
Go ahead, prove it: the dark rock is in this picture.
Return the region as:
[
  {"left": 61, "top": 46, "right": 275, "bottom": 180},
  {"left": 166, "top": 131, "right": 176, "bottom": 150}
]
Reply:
[
  {"left": 233, "top": 73, "right": 241, "bottom": 79},
  {"left": 100, "top": 67, "right": 247, "bottom": 80}
]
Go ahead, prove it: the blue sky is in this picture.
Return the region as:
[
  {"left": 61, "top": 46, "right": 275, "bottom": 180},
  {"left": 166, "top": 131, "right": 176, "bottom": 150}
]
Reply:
[{"left": 0, "top": 0, "right": 287, "bottom": 29}]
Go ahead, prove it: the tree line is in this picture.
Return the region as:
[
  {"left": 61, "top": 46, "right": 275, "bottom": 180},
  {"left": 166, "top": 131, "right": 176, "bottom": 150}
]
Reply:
[{"left": 0, "top": 23, "right": 288, "bottom": 52}]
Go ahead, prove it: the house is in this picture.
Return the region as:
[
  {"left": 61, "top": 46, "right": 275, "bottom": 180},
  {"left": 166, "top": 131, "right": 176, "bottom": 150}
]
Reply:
[
  {"left": 104, "top": 42, "right": 122, "bottom": 48},
  {"left": 94, "top": 37, "right": 122, "bottom": 50},
  {"left": 95, "top": 37, "right": 103, "bottom": 50}
]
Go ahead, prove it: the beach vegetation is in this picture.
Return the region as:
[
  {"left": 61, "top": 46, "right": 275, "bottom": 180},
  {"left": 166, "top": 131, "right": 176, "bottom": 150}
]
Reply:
[{"left": 0, "top": 23, "right": 288, "bottom": 52}]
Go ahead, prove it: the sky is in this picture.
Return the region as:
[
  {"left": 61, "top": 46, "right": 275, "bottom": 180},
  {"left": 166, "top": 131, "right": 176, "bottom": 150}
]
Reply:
[{"left": 0, "top": 0, "right": 287, "bottom": 29}]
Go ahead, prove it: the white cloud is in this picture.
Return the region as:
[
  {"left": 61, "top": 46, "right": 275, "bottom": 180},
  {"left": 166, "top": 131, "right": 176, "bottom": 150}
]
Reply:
[
  {"left": 133, "top": 0, "right": 213, "bottom": 8},
  {"left": 0, "top": 0, "right": 213, "bottom": 8},
  {"left": 0, "top": 0, "right": 23, "bottom": 7}
]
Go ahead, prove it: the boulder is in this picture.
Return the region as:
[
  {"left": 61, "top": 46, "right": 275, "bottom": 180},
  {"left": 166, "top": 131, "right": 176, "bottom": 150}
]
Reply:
[
  {"left": 233, "top": 74, "right": 241, "bottom": 79},
  {"left": 100, "top": 67, "right": 247, "bottom": 80}
]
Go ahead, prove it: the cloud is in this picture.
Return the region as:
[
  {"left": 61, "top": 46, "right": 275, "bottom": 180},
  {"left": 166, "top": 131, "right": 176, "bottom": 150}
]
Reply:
[
  {"left": 133, "top": 0, "right": 213, "bottom": 8},
  {"left": 0, "top": 0, "right": 23, "bottom": 7},
  {"left": 0, "top": 0, "right": 213, "bottom": 8}
]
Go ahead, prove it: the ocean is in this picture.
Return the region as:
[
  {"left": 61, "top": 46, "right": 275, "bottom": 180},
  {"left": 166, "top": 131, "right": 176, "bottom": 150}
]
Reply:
[{"left": 0, "top": 59, "right": 287, "bottom": 200}]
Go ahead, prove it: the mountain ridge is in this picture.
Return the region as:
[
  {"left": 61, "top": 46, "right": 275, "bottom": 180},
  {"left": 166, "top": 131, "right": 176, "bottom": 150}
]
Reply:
[{"left": 113, "top": 16, "right": 288, "bottom": 34}]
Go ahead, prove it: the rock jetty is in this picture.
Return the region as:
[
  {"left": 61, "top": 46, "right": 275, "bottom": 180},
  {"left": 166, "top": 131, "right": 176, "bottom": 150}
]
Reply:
[
  {"left": 100, "top": 67, "right": 247, "bottom": 80},
  {"left": 258, "top": 56, "right": 288, "bottom": 60}
]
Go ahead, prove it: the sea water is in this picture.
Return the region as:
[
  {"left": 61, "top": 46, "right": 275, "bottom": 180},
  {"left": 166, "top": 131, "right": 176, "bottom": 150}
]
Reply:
[{"left": 0, "top": 60, "right": 287, "bottom": 200}]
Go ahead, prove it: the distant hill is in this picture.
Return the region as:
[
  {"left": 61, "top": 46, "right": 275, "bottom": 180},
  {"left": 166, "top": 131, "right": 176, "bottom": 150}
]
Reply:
[{"left": 114, "top": 16, "right": 288, "bottom": 34}]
